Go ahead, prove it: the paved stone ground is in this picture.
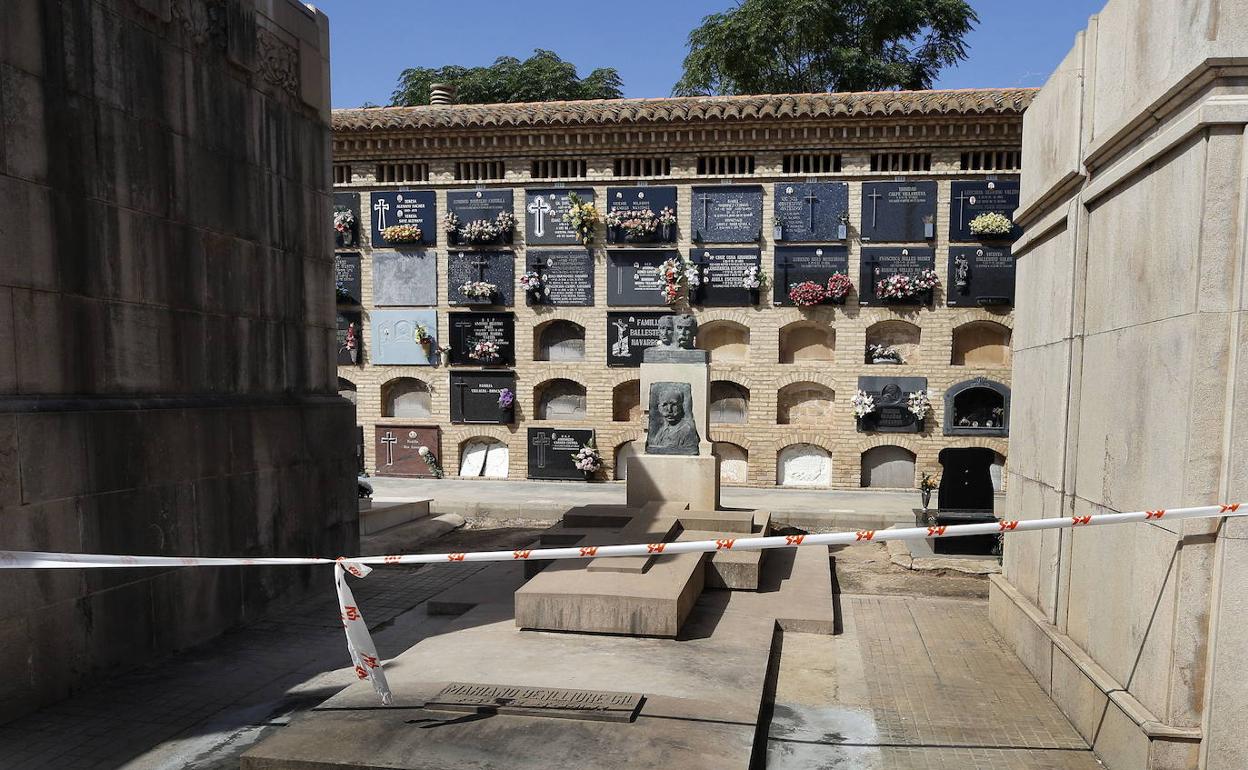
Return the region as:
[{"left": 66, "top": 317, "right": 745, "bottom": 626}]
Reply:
[{"left": 369, "top": 477, "right": 1007, "bottom": 529}]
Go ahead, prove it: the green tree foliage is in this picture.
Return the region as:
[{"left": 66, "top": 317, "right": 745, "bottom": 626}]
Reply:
[
  {"left": 674, "top": 0, "right": 978, "bottom": 96},
  {"left": 390, "top": 50, "right": 624, "bottom": 106}
]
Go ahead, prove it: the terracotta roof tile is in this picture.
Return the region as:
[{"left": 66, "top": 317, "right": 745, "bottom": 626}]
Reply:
[{"left": 332, "top": 88, "right": 1036, "bottom": 132}]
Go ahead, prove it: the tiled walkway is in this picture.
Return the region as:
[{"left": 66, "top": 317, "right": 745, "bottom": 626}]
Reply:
[
  {"left": 0, "top": 564, "right": 485, "bottom": 770},
  {"left": 768, "top": 594, "right": 1102, "bottom": 769}
]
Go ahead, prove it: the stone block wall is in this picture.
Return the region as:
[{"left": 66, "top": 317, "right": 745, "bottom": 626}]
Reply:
[
  {"left": 334, "top": 139, "right": 1018, "bottom": 490},
  {"left": 993, "top": 2, "right": 1248, "bottom": 768},
  {"left": 0, "top": 0, "right": 354, "bottom": 723}
]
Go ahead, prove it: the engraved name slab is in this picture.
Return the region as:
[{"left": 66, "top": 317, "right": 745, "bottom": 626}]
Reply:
[{"left": 423, "top": 682, "right": 644, "bottom": 723}]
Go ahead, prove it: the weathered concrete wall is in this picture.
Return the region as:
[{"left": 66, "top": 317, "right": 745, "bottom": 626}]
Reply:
[
  {"left": 993, "top": 1, "right": 1248, "bottom": 768},
  {"left": 0, "top": 0, "right": 355, "bottom": 723}
]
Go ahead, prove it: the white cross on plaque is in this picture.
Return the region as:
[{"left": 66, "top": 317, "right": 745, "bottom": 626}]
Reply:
[
  {"left": 867, "top": 188, "right": 883, "bottom": 228},
  {"left": 380, "top": 430, "right": 398, "bottom": 466},
  {"left": 373, "top": 198, "right": 390, "bottom": 230},
  {"left": 532, "top": 432, "right": 552, "bottom": 468},
  {"left": 955, "top": 190, "right": 974, "bottom": 227},
  {"left": 528, "top": 196, "right": 553, "bottom": 237}
]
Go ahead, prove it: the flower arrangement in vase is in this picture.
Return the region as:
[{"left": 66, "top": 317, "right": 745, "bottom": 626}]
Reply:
[
  {"left": 572, "top": 444, "right": 603, "bottom": 479},
  {"left": 788, "top": 280, "right": 827, "bottom": 307},
  {"left": 851, "top": 390, "right": 876, "bottom": 419},
  {"left": 519, "top": 270, "right": 544, "bottom": 301},
  {"left": 868, "top": 343, "right": 903, "bottom": 364},
  {"left": 414, "top": 323, "right": 433, "bottom": 346},
  {"left": 968, "top": 212, "right": 1013, "bottom": 238},
  {"left": 459, "top": 281, "right": 498, "bottom": 303},
  {"left": 468, "top": 340, "right": 500, "bottom": 363},
  {"left": 825, "top": 272, "right": 853, "bottom": 303},
  {"left": 562, "top": 192, "right": 599, "bottom": 246},
  {"left": 919, "top": 472, "right": 939, "bottom": 512},
  {"left": 333, "top": 208, "right": 355, "bottom": 243},
  {"left": 380, "top": 224, "right": 423, "bottom": 243},
  {"left": 417, "top": 446, "right": 444, "bottom": 478},
  {"left": 907, "top": 389, "right": 932, "bottom": 419},
  {"left": 875, "top": 269, "right": 940, "bottom": 302},
  {"left": 659, "top": 254, "right": 700, "bottom": 305}
]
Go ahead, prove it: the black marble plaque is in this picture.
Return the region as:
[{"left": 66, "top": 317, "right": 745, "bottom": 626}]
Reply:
[
  {"left": 450, "top": 370, "right": 518, "bottom": 425},
  {"left": 336, "top": 311, "right": 362, "bottom": 365},
  {"left": 448, "top": 250, "right": 514, "bottom": 307},
  {"left": 774, "top": 182, "right": 849, "bottom": 242},
  {"left": 526, "top": 250, "right": 594, "bottom": 306},
  {"left": 857, "top": 376, "right": 928, "bottom": 434},
  {"left": 859, "top": 247, "right": 937, "bottom": 306},
  {"left": 606, "top": 249, "right": 676, "bottom": 307},
  {"left": 948, "top": 179, "right": 1022, "bottom": 241},
  {"left": 527, "top": 428, "right": 595, "bottom": 480},
  {"left": 691, "top": 185, "right": 763, "bottom": 243},
  {"left": 947, "top": 246, "right": 1015, "bottom": 307},
  {"left": 446, "top": 189, "right": 515, "bottom": 246},
  {"left": 370, "top": 190, "right": 437, "bottom": 247},
  {"left": 691, "top": 247, "right": 761, "bottom": 307},
  {"left": 524, "top": 188, "right": 595, "bottom": 246},
  {"left": 606, "top": 186, "right": 678, "bottom": 244},
  {"left": 333, "top": 192, "right": 361, "bottom": 248},
  {"left": 859, "top": 181, "right": 937, "bottom": 242},
  {"left": 448, "top": 312, "right": 515, "bottom": 366},
  {"left": 607, "top": 312, "right": 667, "bottom": 367},
  {"left": 334, "top": 252, "right": 361, "bottom": 305},
  {"left": 773, "top": 245, "right": 850, "bottom": 306}
]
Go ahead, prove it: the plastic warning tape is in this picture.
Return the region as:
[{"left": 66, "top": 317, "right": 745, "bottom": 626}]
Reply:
[{"left": 0, "top": 501, "right": 1242, "bottom": 706}]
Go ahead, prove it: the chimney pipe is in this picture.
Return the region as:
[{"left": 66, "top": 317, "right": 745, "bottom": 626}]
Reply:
[{"left": 430, "top": 83, "right": 457, "bottom": 105}]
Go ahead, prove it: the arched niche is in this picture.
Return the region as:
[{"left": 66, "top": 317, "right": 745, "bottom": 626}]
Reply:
[
  {"left": 860, "top": 445, "right": 916, "bottom": 488},
  {"left": 381, "top": 377, "right": 431, "bottom": 418},
  {"left": 777, "top": 382, "right": 835, "bottom": 425},
  {"left": 458, "top": 437, "right": 509, "bottom": 478},
  {"left": 612, "top": 380, "right": 641, "bottom": 422},
  {"left": 535, "top": 319, "right": 586, "bottom": 362},
  {"left": 535, "top": 378, "right": 587, "bottom": 420},
  {"left": 713, "top": 442, "right": 749, "bottom": 485},
  {"left": 779, "top": 321, "right": 834, "bottom": 363},
  {"left": 699, "top": 321, "right": 749, "bottom": 362},
  {"left": 614, "top": 440, "right": 639, "bottom": 480},
  {"left": 709, "top": 381, "right": 750, "bottom": 424},
  {"left": 951, "top": 321, "right": 1011, "bottom": 366},
  {"left": 337, "top": 377, "right": 357, "bottom": 405},
  {"left": 943, "top": 378, "right": 1010, "bottom": 436},
  {"left": 777, "top": 443, "right": 832, "bottom": 487},
  {"left": 865, "top": 320, "right": 920, "bottom": 364}
]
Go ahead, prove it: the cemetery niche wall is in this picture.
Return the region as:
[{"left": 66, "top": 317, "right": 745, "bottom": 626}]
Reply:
[{"left": 332, "top": 87, "right": 1028, "bottom": 485}]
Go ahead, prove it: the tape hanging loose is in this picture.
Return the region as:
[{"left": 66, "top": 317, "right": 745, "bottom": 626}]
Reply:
[{"left": 0, "top": 501, "right": 1242, "bottom": 708}]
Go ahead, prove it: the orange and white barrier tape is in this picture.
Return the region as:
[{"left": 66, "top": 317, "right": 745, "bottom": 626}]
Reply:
[{"left": 1, "top": 502, "right": 1242, "bottom": 704}]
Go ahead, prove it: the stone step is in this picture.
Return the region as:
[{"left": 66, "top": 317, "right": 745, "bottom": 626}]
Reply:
[{"left": 358, "top": 499, "right": 431, "bottom": 535}]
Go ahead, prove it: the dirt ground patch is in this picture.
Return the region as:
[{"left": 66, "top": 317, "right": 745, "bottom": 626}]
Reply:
[{"left": 830, "top": 541, "right": 989, "bottom": 599}]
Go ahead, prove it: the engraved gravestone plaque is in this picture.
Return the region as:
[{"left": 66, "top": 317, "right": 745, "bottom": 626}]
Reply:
[
  {"left": 527, "top": 250, "right": 594, "bottom": 306},
  {"left": 773, "top": 245, "right": 850, "bottom": 306},
  {"left": 606, "top": 249, "right": 675, "bottom": 307},
  {"left": 334, "top": 252, "right": 361, "bottom": 305},
  {"left": 856, "top": 376, "right": 928, "bottom": 434},
  {"left": 859, "top": 181, "right": 937, "bottom": 242},
  {"left": 373, "top": 250, "right": 437, "bottom": 306},
  {"left": 606, "top": 186, "right": 678, "bottom": 244},
  {"left": 333, "top": 192, "right": 360, "bottom": 248},
  {"left": 424, "top": 682, "right": 643, "bottom": 723},
  {"left": 370, "top": 190, "right": 436, "bottom": 247},
  {"left": 527, "top": 428, "right": 595, "bottom": 480},
  {"left": 946, "top": 246, "right": 1015, "bottom": 307},
  {"left": 691, "top": 185, "right": 763, "bottom": 243},
  {"left": 447, "top": 250, "right": 514, "bottom": 306},
  {"left": 446, "top": 189, "right": 514, "bottom": 246},
  {"left": 859, "top": 247, "right": 937, "bottom": 306},
  {"left": 692, "top": 247, "right": 761, "bottom": 306},
  {"left": 773, "top": 182, "right": 849, "bottom": 242},
  {"left": 948, "top": 180, "right": 1022, "bottom": 242},
  {"left": 448, "top": 312, "right": 515, "bottom": 366},
  {"left": 607, "top": 312, "right": 667, "bottom": 367},
  {"left": 524, "top": 188, "right": 595, "bottom": 245}
]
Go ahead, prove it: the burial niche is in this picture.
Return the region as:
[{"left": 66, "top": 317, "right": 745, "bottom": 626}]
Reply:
[
  {"left": 381, "top": 378, "right": 432, "bottom": 418},
  {"left": 864, "top": 320, "right": 920, "bottom": 364},
  {"left": 535, "top": 378, "right": 587, "bottom": 420},
  {"left": 458, "top": 437, "right": 509, "bottom": 479},
  {"left": 612, "top": 380, "right": 641, "bottom": 422},
  {"left": 699, "top": 320, "right": 749, "bottom": 362},
  {"left": 944, "top": 378, "right": 1010, "bottom": 436},
  {"left": 709, "top": 381, "right": 750, "bottom": 424},
  {"left": 614, "top": 440, "right": 639, "bottom": 480},
  {"left": 535, "top": 319, "right": 586, "bottom": 362},
  {"left": 713, "top": 442, "right": 749, "bottom": 484},
  {"left": 951, "top": 321, "right": 1011, "bottom": 366},
  {"left": 860, "top": 445, "right": 916, "bottom": 488},
  {"left": 777, "top": 443, "right": 832, "bottom": 487},
  {"left": 777, "top": 382, "right": 835, "bottom": 425},
  {"left": 337, "top": 377, "right": 357, "bottom": 405},
  {"left": 779, "top": 321, "right": 835, "bottom": 363}
]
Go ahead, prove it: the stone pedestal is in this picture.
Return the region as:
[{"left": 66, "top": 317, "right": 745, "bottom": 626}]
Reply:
[
  {"left": 625, "top": 454, "right": 720, "bottom": 510},
  {"left": 640, "top": 362, "right": 713, "bottom": 455}
]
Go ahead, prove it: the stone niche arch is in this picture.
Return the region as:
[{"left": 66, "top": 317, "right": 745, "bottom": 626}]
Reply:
[
  {"left": 535, "top": 319, "right": 586, "bottom": 362},
  {"left": 779, "top": 321, "right": 835, "bottom": 363},
  {"left": 709, "top": 381, "right": 750, "bottom": 424},
  {"left": 713, "top": 442, "right": 749, "bottom": 485},
  {"left": 458, "top": 437, "right": 509, "bottom": 478},
  {"left": 944, "top": 378, "right": 1010, "bottom": 436},
  {"left": 951, "top": 321, "right": 1011, "bottom": 366},
  {"left": 699, "top": 320, "right": 750, "bottom": 362},
  {"left": 614, "top": 440, "right": 639, "bottom": 480},
  {"left": 613, "top": 379, "right": 641, "bottom": 422},
  {"left": 777, "top": 382, "right": 835, "bottom": 425},
  {"left": 534, "top": 378, "right": 587, "bottom": 420},
  {"left": 860, "top": 445, "right": 916, "bottom": 488},
  {"left": 337, "top": 377, "right": 357, "bottom": 405},
  {"left": 777, "top": 443, "right": 832, "bottom": 487},
  {"left": 865, "top": 320, "right": 920, "bottom": 364},
  {"left": 381, "top": 377, "right": 431, "bottom": 418}
]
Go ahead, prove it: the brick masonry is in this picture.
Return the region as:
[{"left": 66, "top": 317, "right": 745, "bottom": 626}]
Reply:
[{"left": 333, "top": 100, "right": 1019, "bottom": 488}]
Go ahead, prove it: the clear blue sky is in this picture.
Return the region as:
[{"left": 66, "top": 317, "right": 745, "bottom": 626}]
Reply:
[{"left": 311, "top": 0, "right": 1106, "bottom": 109}]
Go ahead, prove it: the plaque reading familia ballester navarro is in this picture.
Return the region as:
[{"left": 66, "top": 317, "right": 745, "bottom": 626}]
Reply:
[{"left": 424, "top": 682, "right": 644, "bottom": 723}]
